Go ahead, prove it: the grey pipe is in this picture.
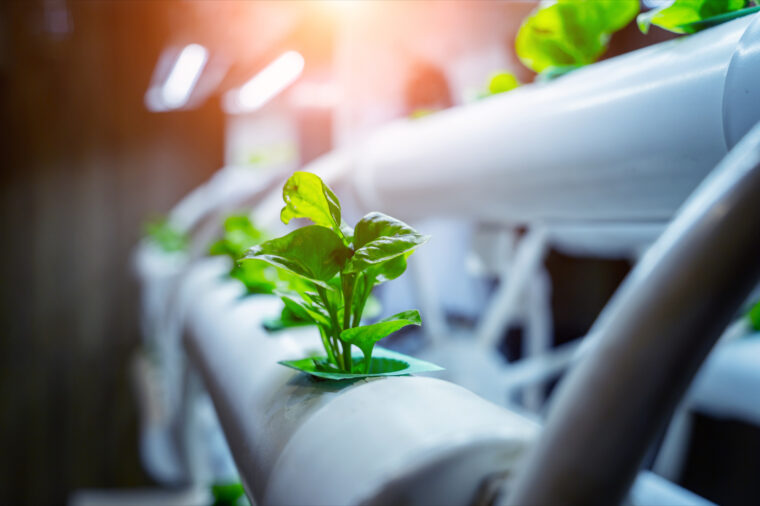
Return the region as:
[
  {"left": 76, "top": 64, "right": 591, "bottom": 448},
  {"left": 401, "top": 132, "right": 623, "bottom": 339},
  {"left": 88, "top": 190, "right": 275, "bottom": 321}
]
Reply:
[{"left": 506, "top": 121, "right": 760, "bottom": 506}]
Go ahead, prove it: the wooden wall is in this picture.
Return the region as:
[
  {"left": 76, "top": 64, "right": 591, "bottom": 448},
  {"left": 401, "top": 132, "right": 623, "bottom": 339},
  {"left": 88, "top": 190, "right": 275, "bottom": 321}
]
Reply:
[{"left": 0, "top": 2, "right": 224, "bottom": 504}]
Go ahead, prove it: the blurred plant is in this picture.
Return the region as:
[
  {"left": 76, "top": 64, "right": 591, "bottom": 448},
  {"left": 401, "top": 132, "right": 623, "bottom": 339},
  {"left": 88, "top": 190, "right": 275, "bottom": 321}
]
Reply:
[
  {"left": 209, "top": 214, "right": 311, "bottom": 330},
  {"left": 144, "top": 216, "right": 188, "bottom": 253},
  {"left": 638, "top": 0, "right": 759, "bottom": 34},
  {"left": 241, "top": 172, "right": 431, "bottom": 376},
  {"left": 516, "top": 0, "right": 639, "bottom": 78},
  {"left": 210, "top": 482, "right": 250, "bottom": 506},
  {"left": 748, "top": 299, "right": 760, "bottom": 332},
  {"left": 209, "top": 214, "right": 279, "bottom": 295},
  {"left": 487, "top": 71, "right": 521, "bottom": 95},
  {"left": 473, "top": 71, "right": 522, "bottom": 100}
]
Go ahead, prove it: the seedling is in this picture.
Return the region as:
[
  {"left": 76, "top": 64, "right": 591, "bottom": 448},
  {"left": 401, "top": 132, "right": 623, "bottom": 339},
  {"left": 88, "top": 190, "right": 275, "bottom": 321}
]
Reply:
[
  {"left": 241, "top": 171, "right": 441, "bottom": 378},
  {"left": 209, "top": 214, "right": 280, "bottom": 295},
  {"left": 749, "top": 299, "right": 760, "bottom": 332},
  {"left": 638, "top": 0, "right": 759, "bottom": 34},
  {"left": 516, "top": 0, "right": 639, "bottom": 75},
  {"left": 209, "top": 214, "right": 311, "bottom": 330},
  {"left": 144, "top": 216, "right": 188, "bottom": 253}
]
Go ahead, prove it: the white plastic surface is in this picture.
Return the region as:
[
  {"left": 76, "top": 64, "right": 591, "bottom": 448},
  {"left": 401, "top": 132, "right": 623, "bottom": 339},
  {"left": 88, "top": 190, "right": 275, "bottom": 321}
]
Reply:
[
  {"left": 690, "top": 333, "right": 760, "bottom": 424},
  {"left": 349, "top": 14, "right": 760, "bottom": 224}
]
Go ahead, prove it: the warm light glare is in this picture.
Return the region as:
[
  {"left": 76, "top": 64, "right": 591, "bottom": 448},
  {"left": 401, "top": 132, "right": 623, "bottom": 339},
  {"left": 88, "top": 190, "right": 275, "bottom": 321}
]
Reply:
[
  {"left": 290, "top": 82, "right": 340, "bottom": 108},
  {"left": 161, "top": 44, "right": 208, "bottom": 109},
  {"left": 226, "top": 51, "right": 305, "bottom": 114}
]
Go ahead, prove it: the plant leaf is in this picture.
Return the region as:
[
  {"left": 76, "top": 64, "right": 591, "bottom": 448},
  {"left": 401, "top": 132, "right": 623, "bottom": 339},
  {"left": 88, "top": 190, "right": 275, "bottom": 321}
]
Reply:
[
  {"left": 242, "top": 225, "right": 351, "bottom": 288},
  {"left": 340, "top": 310, "right": 422, "bottom": 361},
  {"left": 144, "top": 217, "right": 187, "bottom": 253},
  {"left": 749, "top": 300, "right": 760, "bottom": 332},
  {"left": 280, "top": 294, "right": 331, "bottom": 327},
  {"left": 278, "top": 346, "right": 443, "bottom": 381},
  {"left": 637, "top": 0, "right": 746, "bottom": 34},
  {"left": 230, "top": 260, "right": 279, "bottom": 295},
  {"left": 487, "top": 72, "right": 520, "bottom": 95},
  {"left": 209, "top": 214, "right": 265, "bottom": 258},
  {"left": 516, "top": 0, "right": 639, "bottom": 73},
  {"left": 345, "top": 212, "right": 429, "bottom": 274},
  {"left": 280, "top": 171, "right": 343, "bottom": 235}
]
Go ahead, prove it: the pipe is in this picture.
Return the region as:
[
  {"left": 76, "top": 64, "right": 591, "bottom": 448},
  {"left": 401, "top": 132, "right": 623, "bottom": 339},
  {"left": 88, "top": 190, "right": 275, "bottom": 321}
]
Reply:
[
  {"left": 349, "top": 14, "right": 760, "bottom": 224},
  {"left": 506, "top": 121, "right": 760, "bottom": 505},
  {"left": 180, "top": 259, "right": 538, "bottom": 506}
]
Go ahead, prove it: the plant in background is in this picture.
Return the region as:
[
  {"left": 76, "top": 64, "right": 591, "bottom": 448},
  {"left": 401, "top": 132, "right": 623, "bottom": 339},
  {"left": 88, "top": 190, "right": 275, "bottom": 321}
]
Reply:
[
  {"left": 515, "top": 0, "right": 639, "bottom": 78},
  {"left": 474, "top": 71, "right": 521, "bottom": 100},
  {"left": 241, "top": 171, "right": 441, "bottom": 379},
  {"left": 209, "top": 214, "right": 279, "bottom": 295},
  {"left": 144, "top": 216, "right": 188, "bottom": 253},
  {"left": 211, "top": 482, "right": 250, "bottom": 506},
  {"left": 487, "top": 71, "right": 521, "bottom": 94},
  {"left": 638, "top": 0, "right": 759, "bottom": 34},
  {"left": 209, "top": 214, "right": 312, "bottom": 330},
  {"left": 749, "top": 299, "right": 760, "bottom": 332}
]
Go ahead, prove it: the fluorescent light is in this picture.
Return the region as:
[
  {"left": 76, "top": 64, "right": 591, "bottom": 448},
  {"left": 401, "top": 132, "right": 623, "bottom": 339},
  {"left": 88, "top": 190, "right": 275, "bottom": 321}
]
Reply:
[
  {"left": 225, "top": 51, "right": 305, "bottom": 114},
  {"left": 160, "top": 44, "right": 208, "bottom": 109}
]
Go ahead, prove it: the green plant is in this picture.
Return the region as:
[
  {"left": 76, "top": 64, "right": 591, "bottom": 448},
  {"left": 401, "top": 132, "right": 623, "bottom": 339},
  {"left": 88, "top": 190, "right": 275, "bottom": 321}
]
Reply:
[
  {"left": 144, "top": 216, "right": 187, "bottom": 253},
  {"left": 209, "top": 214, "right": 281, "bottom": 295},
  {"left": 241, "top": 172, "right": 432, "bottom": 375},
  {"left": 210, "top": 482, "right": 250, "bottom": 506},
  {"left": 515, "top": 0, "right": 639, "bottom": 76},
  {"left": 638, "top": 0, "right": 758, "bottom": 34},
  {"left": 209, "top": 214, "right": 315, "bottom": 331},
  {"left": 488, "top": 72, "right": 520, "bottom": 95},
  {"left": 475, "top": 71, "right": 521, "bottom": 100},
  {"left": 749, "top": 299, "right": 760, "bottom": 332}
]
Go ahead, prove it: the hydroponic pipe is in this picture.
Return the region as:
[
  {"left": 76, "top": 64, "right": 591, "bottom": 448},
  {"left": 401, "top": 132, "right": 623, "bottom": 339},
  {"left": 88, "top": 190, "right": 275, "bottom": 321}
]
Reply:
[
  {"left": 180, "top": 258, "right": 538, "bottom": 506},
  {"left": 349, "top": 14, "right": 760, "bottom": 224},
  {"left": 506, "top": 121, "right": 760, "bottom": 506}
]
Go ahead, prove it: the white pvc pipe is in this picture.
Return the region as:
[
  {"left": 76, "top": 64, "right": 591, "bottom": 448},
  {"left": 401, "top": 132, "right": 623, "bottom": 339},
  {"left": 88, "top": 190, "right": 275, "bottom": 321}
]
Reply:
[
  {"left": 349, "top": 14, "right": 760, "bottom": 224},
  {"left": 180, "top": 258, "right": 538, "bottom": 505}
]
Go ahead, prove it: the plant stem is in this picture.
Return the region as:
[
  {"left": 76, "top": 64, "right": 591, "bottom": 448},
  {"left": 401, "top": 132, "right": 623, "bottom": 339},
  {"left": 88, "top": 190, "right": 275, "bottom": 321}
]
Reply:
[
  {"left": 340, "top": 273, "right": 357, "bottom": 373},
  {"left": 341, "top": 340, "right": 352, "bottom": 373},
  {"left": 319, "top": 326, "right": 337, "bottom": 366},
  {"left": 352, "top": 277, "right": 371, "bottom": 328},
  {"left": 341, "top": 273, "right": 356, "bottom": 331},
  {"left": 317, "top": 285, "right": 343, "bottom": 368},
  {"left": 363, "top": 348, "right": 372, "bottom": 374}
]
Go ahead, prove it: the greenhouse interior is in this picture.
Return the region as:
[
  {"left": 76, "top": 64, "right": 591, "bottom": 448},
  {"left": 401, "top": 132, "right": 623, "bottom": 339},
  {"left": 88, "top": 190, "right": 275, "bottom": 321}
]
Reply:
[{"left": 2, "top": 0, "right": 760, "bottom": 505}]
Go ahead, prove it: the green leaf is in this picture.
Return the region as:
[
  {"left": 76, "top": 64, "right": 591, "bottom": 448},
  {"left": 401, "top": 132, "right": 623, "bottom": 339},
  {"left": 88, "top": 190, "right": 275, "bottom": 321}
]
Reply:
[
  {"left": 262, "top": 303, "right": 314, "bottom": 332},
  {"left": 678, "top": 5, "right": 760, "bottom": 32},
  {"left": 367, "top": 252, "right": 410, "bottom": 284},
  {"left": 230, "top": 261, "right": 279, "bottom": 295},
  {"left": 487, "top": 72, "right": 520, "bottom": 95},
  {"left": 516, "top": 0, "right": 639, "bottom": 73},
  {"left": 280, "top": 294, "right": 331, "bottom": 327},
  {"left": 211, "top": 481, "right": 250, "bottom": 506},
  {"left": 537, "top": 64, "right": 583, "bottom": 82},
  {"left": 749, "top": 300, "right": 760, "bottom": 332},
  {"left": 144, "top": 216, "right": 187, "bottom": 253},
  {"left": 637, "top": 0, "right": 747, "bottom": 34},
  {"left": 209, "top": 214, "right": 265, "bottom": 258},
  {"left": 340, "top": 310, "right": 422, "bottom": 369},
  {"left": 242, "top": 225, "right": 351, "bottom": 288},
  {"left": 345, "top": 212, "right": 429, "bottom": 274},
  {"left": 280, "top": 171, "right": 343, "bottom": 236},
  {"left": 278, "top": 346, "right": 443, "bottom": 381}
]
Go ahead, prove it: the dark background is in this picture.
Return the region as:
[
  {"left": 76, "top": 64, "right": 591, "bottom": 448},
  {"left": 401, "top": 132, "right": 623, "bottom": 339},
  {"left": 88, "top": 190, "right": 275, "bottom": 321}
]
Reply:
[{"left": 0, "top": 2, "right": 223, "bottom": 504}]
